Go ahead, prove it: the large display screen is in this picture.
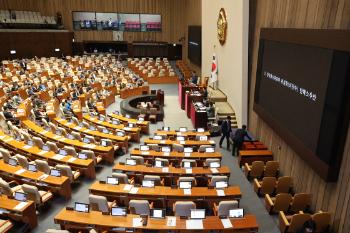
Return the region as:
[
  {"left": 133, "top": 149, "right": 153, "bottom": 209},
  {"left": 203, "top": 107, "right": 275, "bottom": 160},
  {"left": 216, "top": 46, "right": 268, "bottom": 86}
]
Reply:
[
  {"left": 188, "top": 26, "right": 201, "bottom": 66},
  {"left": 254, "top": 29, "right": 350, "bottom": 181},
  {"left": 72, "top": 12, "right": 161, "bottom": 32}
]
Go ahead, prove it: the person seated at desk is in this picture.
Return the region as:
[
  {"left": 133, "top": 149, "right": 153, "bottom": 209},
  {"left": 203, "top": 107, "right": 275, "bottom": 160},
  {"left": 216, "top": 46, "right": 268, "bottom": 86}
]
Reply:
[
  {"left": 231, "top": 125, "right": 252, "bottom": 156},
  {"left": 3, "top": 107, "right": 19, "bottom": 125},
  {"left": 191, "top": 71, "right": 198, "bottom": 85},
  {"left": 12, "top": 93, "right": 22, "bottom": 105},
  {"left": 34, "top": 108, "right": 49, "bottom": 122},
  {"left": 206, "top": 102, "right": 215, "bottom": 118},
  {"left": 38, "top": 83, "right": 46, "bottom": 91},
  {"left": 11, "top": 82, "right": 19, "bottom": 92}
]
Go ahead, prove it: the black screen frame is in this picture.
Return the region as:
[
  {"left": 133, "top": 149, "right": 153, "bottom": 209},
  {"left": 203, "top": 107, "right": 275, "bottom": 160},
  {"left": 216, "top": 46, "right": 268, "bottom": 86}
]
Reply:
[{"left": 253, "top": 28, "right": 350, "bottom": 181}]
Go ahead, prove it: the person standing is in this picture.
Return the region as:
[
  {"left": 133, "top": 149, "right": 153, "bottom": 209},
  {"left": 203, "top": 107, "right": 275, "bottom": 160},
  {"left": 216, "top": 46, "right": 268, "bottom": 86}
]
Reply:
[
  {"left": 219, "top": 116, "right": 232, "bottom": 149},
  {"left": 232, "top": 125, "right": 252, "bottom": 156}
]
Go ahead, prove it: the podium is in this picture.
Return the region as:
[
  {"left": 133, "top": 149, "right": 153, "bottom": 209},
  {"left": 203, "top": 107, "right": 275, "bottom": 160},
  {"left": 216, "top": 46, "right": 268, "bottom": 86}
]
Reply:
[{"left": 190, "top": 102, "right": 207, "bottom": 129}]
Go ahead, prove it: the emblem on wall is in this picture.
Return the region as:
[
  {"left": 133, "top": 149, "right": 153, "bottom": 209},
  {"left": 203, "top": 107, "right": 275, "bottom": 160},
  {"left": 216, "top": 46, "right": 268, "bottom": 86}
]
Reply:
[{"left": 217, "top": 8, "right": 227, "bottom": 45}]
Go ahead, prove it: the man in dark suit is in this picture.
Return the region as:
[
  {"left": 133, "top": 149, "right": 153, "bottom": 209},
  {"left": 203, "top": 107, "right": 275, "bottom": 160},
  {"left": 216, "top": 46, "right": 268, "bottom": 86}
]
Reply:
[
  {"left": 232, "top": 125, "right": 252, "bottom": 156},
  {"left": 219, "top": 116, "right": 232, "bottom": 149}
]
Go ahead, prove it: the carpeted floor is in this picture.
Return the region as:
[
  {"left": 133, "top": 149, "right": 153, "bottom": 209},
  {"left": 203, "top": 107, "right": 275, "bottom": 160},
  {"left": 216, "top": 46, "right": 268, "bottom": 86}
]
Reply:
[{"left": 32, "top": 83, "right": 280, "bottom": 233}]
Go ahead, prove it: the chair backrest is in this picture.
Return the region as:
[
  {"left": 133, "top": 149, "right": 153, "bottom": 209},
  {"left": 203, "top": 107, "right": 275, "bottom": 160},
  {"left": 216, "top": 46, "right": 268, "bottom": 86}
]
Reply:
[
  {"left": 290, "top": 193, "right": 312, "bottom": 212},
  {"left": 148, "top": 144, "right": 160, "bottom": 151},
  {"left": 21, "top": 184, "right": 41, "bottom": 204},
  {"left": 72, "top": 117, "right": 79, "bottom": 125},
  {"left": 72, "top": 131, "right": 82, "bottom": 141},
  {"left": 174, "top": 201, "right": 195, "bottom": 217},
  {"left": 15, "top": 154, "right": 29, "bottom": 168},
  {"left": 198, "top": 145, "right": 212, "bottom": 152},
  {"left": 130, "top": 155, "right": 144, "bottom": 165},
  {"left": 97, "top": 126, "right": 107, "bottom": 133},
  {"left": 49, "top": 122, "right": 57, "bottom": 132},
  {"left": 210, "top": 176, "right": 228, "bottom": 186},
  {"left": 264, "top": 161, "right": 279, "bottom": 177},
  {"left": 89, "top": 194, "right": 109, "bottom": 212},
  {"left": 144, "top": 175, "right": 161, "bottom": 186},
  {"left": 80, "top": 150, "right": 96, "bottom": 161},
  {"left": 112, "top": 172, "right": 129, "bottom": 184},
  {"left": 0, "top": 178, "right": 13, "bottom": 196},
  {"left": 313, "top": 211, "right": 331, "bottom": 233},
  {"left": 57, "top": 127, "right": 67, "bottom": 137},
  {"left": 55, "top": 164, "right": 73, "bottom": 182},
  {"left": 276, "top": 176, "right": 292, "bottom": 194},
  {"left": 85, "top": 135, "right": 96, "bottom": 143},
  {"left": 250, "top": 161, "right": 265, "bottom": 178},
  {"left": 35, "top": 159, "right": 50, "bottom": 174},
  {"left": 273, "top": 193, "right": 292, "bottom": 212},
  {"left": 178, "top": 177, "right": 197, "bottom": 186},
  {"left": 288, "top": 213, "right": 311, "bottom": 232},
  {"left": 101, "top": 139, "right": 112, "bottom": 147},
  {"left": 181, "top": 159, "right": 197, "bottom": 168},
  {"left": 155, "top": 158, "right": 169, "bottom": 166},
  {"left": 47, "top": 141, "right": 59, "bottom": 153},
  {"left": 129, "top": 200, "right": 150, "bottom": 215},
  {"left": 173, "top": 144, "right": 184, "bottom": 152},
  {"left": 33, "top": 136, "right": 44, "bottom": 148},
  {"left": 82, "top": 121, "right": 90, "bottom": 128},
  {"left": 217, "top": 200, "right": 239, "bottom": 216},
  {"left": 261, "top": 177, "right": 277, "bottom": 195},
  {"left": 205, "top": 158, "right": 220, "bottom": 167},
  {"left": 0, "top": 148, "right": 11, "bottom": 163},
  {"left": 63, "top": 146, "right": 77, "bottom": 156}
]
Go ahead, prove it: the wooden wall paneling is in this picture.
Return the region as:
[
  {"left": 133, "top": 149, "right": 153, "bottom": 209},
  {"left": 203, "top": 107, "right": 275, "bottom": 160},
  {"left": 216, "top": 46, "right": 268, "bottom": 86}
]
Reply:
[{"left": 248, "top": 1, "right": 350, "bottom": 232}]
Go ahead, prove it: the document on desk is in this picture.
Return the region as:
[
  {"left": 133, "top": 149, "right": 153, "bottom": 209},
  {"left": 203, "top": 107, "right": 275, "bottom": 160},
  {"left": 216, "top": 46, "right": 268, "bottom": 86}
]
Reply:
[
  {"left": 180, "top": 141, "right": 185, "bottom": 145},
  {"left": 38, "top": 151, "right": 47, "bottom": 155},
  {"left": 84, "top": 144, "right": 96, "bottom": 149},
  {"left": 53, "top": 154, "right": 64, "bottom": 160},
  {"left": 209, "top": 140, "right": 215, "bottom": 144},
  {"left": 186, "top": 220, "right": 203, "bottom": 229},
  {"left": 15, "top": 168, "right": 26, "bottom": 175},
  {"left": 4, "top": 138, "right": 13, "bottom": 142},
  {"left": 160, "top": 140, "right": 166, "bottom": 144},
  {"left": 0, "top": 135, "right": 6, "bottom": 139},
  {"left": 38, "top": 174, "right": 49, "bottom": 180},
  {"left": 184, "top": 153, "right": 191, "bottom": 157},
  {"left": 221, "top": 218, "right": 233, "bottom": 228},
  {"left": 183, "top": 189, "right": 191, "bottom": 195},
  {"left": 167, "top": 216, "right": 176, "bottom": 227},
  {"left": 123, "top": 127, "right": 131, "bottom": 131},
  {"left": 84, "top": 129, "right": 91, "bottom": 133},
  {"left": 14, "top": 202, "right": 27, "bottom": 211},
  {"left": 141, "top": 151, "right": 150, "bottom": 155},
  {"left": 163, "top": 152, "right": 170, "bottom": 156},
  {"left": 185, "top": 169, "right": 192, "bottom": 174},
  {"left": 74, "top": 126, "right": 82, "bottom": 130},
  {"left": 53, "top": 135, "right": 61, "bottom": 139},
  {"left": 123, "top": 184, "right": 133, "bottom": 191},
  {"left": 129, "top": 187, "right": 139, "bottom": 194},
  {"left": 42, "top": 131, "right": 48, "bottom": 135},
  {"left": 68, "top": 157, "right": 77, "bottom": 162},
  {"left": 59, "top": 138, "right": 66, "bottom": 142},
  {"left": 132, "top": 218, "right": 143, "bottom": 227},
  {"left": 162, "top": 167, "right": 169, "bottom": 172},
  {"left": 211, "top": 168, "right": 219, "bottom": 173},
  {"left": 22, "top": 145, "right": 32, "bottom": 150},
  {"left": 216, "top": 190, "right": 225, "bottom": 196}
]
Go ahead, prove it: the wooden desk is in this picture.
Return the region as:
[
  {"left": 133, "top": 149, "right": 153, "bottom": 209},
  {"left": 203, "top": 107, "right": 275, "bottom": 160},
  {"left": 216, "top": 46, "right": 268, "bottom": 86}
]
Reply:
[
  {"left": 144, "top": 139, "right": 216, "bottom": 147},
  {"left": 72, "top": 100, "right": 83, "bottom": 120},
  {"left": 101, "top": 93, "right": 115, "bottom": 108},
  {"left": 190, "top": 101, "right": 208, "bottom": 129},
  {"left": 0, "top": 219, "right": 12, "bottom": 232},
  {"left": 22, "top": 120, "right": 115, "bottom": 163},
  {"left": 185, "top": 92, "right": 203, "bottom": 118},
  {"left": 89, "top": 182, "right": 241, "bottom": 207},
  {"left": 0, "top": 131, "right": 96, "bottom": 179},
  {"left": 54, "top": 118, "right": 129, "bottom": 151},
  {"left": 0, "top": 195, "right": 37, "bottom": 229},
  {"left": 146, "top": 75, "right": 179, "bottom": 84},
  {"left": 84, "top": 114, "right": 141, "bottom": 142},
  {"left": 108, "top": 113, "right": 150, "bottom": 134},
  {"left": 120, "top": 86, "right": 150, "bottom": 99},
  {"left": 238, "top": 150, "right": 273, "bottom": 166},
  {"left": 155, "top": 130, "right": 211, "bottom": 138},
  {"left": 55, "top": 210, "right": 258, "bottom": 232},
  {"left": 0, "top": 160, "right": 71, "bottom": 199},
  {"left": 242, "top": 141, "right": 268, "bottom": 150}
]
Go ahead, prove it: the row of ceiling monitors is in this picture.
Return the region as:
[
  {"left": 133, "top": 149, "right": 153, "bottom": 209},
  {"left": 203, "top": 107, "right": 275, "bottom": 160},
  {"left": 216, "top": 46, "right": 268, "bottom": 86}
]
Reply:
[{"left": 72, "top": 11, "right": 161, "bottom": 32}]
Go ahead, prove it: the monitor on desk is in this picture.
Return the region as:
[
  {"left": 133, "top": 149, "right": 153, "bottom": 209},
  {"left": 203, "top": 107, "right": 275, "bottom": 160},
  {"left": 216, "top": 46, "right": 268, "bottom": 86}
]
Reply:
[
  {"left": 27, "top": 140, "right": 34, "bottom": 146},
  {"left": 142, "top": 180, "right": 155, "bottom": 188},
  {"left": 179, "top": 181, "right": 192, "bottom": 189},
  {"left": 140, "top": 145, "right": 149, "bottom": 151},
  {"left": 111, "top": 207, "right": 127, "bottom": 216},
  {"left": 55, "top": 130, "right": 62, "bottom": 136},
  {"left": 78, "top": 153, "right": 87, "bottom": 160},
  {"left": 190, "top": 209, "right": 206, "bottom": 219},
  {"left": 199, "top": 135, "right": 208, "bottom": 141},
  {"left": 179, "top": 127, "right": 187, "bottom": 132},
  {"left": 106, "top": 176, "right": 119, "bottom": 185},
  {"left": 150, "top": 208, "right": 165, "bottom": 219},
  {"left": 83, "top": 138, "right": 90, "bottom": 143},
  {"left": 215, "top": 181, "right": 228, "bottom": 189},
  {"left": 184, "top": 147, "right": 193, "bottom": 153},
  {"left": 153, "top": 135, "right": 163, "bottom": 140},
  {"left": 112, "top": 120, "right": 120, "bottom": 125},
  {"left": 67, "top": 134, "right": 75, "bottom": 140},
  {"left": 99, "top": 116, "right": 105, "bottom": 121},
  {"left": 74, "top": 202, "right": 89, "bottom": 213},
  {"left": 162, "top": 126, "right": 170, "bottom": 131},
  {"left": 154, "top": 160, "right": 164, "bottom": 168},
  {"left": 50, "top": 169, "right": 61, "bottom": 177},
  {"left": 102, "top": 129, "right": 109, "bottom": 134},
  {"left": 58, "top": 149, "right": 67, "bottom": 156},
  {"left": 126, "top": 158, "right": 136, "bottom": 166},
  {"left": 125, "top": 114, "right": 130, "bottom": 118},
  {"left": 8, "top": 158, "right": 18, "bottom": 166},
  {"left": 177, "top": 136, "right": 185, "bottom": 141},
  {"left": 183, "top": 161, "right": 192, "bottom": 168},
  {"left": 138, "top": 117, "right": 144, "bottom": 122},
  {"left": 101, "top": 140, "right": 107, "bottom": 146},
  {"left": 209, "top": 161, "right": 221, "bottom": 168},
  {"left": 205, "top": 147, "right": 215, "bottom": 153},
  {"left": 128, "top": 123, "right": 135, "bottom": 128},
  {"left": 28, "top": 164, "right": 37, "bottom": 172},
  {"left": 14, "top": 192, "right": 27, "bottom": 202},
  {"left": 197, "top": 128, "right": 205, "bottom": 133},
  {"left": 89, "top": 126, "right": 96, "bottom": 131},
  {"left": 42, "top": 144, "right": 50, "bottom": 151},
  {"left": 117, "top": 131, "right": 125, "bottom": 137},
  {"left": 229, "top": 208, "right": 244, "bottom": 218}
]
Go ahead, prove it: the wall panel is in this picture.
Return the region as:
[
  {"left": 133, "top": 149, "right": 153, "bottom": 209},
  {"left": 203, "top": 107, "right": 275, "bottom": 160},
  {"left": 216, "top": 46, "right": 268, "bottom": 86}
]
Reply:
[{"left": 248, "top": 0, "right": 350, "bottom": 232}]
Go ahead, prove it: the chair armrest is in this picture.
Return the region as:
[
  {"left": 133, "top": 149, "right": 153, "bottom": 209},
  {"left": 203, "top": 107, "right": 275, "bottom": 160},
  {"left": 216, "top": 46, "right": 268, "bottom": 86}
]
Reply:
[
  {"left": 244, "top": 163, "right": 251, "bottom": 178},
  {"left": 150, "top": 202, "right": 154, "bottom": 209},
  {"left": 253, "top": 178, "right": 261, "bottom": 194},
  {"left": 212, "top": 202, "right": 218, "bottom": 216},
  {"left": 129, "top": 177, "right": 135, "bottom": 185},
  {"left": 264, "top": 194, "right": 274, "bottom": 214},
  {"left": 279, "top": 211, "right": 289, "bottom": 233},
  {"left": 161, "top": 178, "right": 165, "bottom": 186}
]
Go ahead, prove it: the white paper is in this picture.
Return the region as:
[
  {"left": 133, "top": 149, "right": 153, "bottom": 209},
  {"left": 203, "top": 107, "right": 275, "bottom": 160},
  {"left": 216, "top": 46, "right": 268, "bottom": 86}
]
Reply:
[
  {"left": 180, "top": 141, "right": 185, "bottom": 145},
  {"left": 129, "top": 187, "right": 139, "bottom": 194},
  {"left": 221, "top": 218, "right": 233, "bottom": 228},
  {"left": 15, "top": 169, "right": 26, "bottom": 175},
  {"left": 185, "top": 169, "right": 192, "bottom": 174},
  {"left": 38, "top": 174, "right": 49, "bottom": 180},
  {"left": 176, "top": 132, "right": 182, "bottom": 136},
  {"left": 14, "top": 202, "right": 27, "bottom": 210},
  {"left": 53, "top": 135, "right": 61, "bottom": 139},
  {"left": 84, "top": 129, "right": 91, "bottom": 133},
  {"left": 216, "top": 190, "right": 225, "bottom": 196},
  {"left": 68, "top": 157, "right": 77, "bottom": 162},
  {"left": 53, "top": 154, "right": 64, "bottom": 160},
  {"left": 162, "top": 167, "right": 169, "bottom": 172},
  {"left": 186, "top": 220, "right": 203, "bottom": 229},
  {"left": 160, "top": 140, "right": 166, "bottom": 144},
  {"left": 183, "top": 189, "right": 191, "bottom": 195},
  {"left": 74, "top": 126, "right": 82, "bottom": 130},
  {"left": 0, "top": 135, "right": 6, "bottom": 139},
  {"left": 210, "top": 140, "right": 215, "bottom": 144},
  {"left": 132, "top": 218, "right": 143, "bottom": 227},
  {"left": 123, "top": 184, "right": 133, "bottom": 191},
  {"left": 167, "top": 216, "right": 176, "bottom": 227},
  {"left": 184, "top": 153, "right": 191, "bottom": 157},
  {"left": 163, "top": 152, "right": 170, "bottom": 156},
  {"left": 42, "top": 131, "right": 48, "bottom": 134},
  {"left": 211, "top": 168, "right": 219, "bottom": 173},
  {"left": 59, "top": 138, "right": 66, "bottom": 142},
  {"left": 22, "top": 145, "right": 32, "bottom": 149},
  {"left": 4, "top": 138, "right": 13, "bottom": 142},
  {"left": 123, "top": 127, "right": 131, "bottom": 131},
  {"left": 141, "top": 151, "right": 150, "bottom": 155},
  {"left": 38, "top": 151, "right": 47, "bottom": 155},
  {"left": 84, "top": 144, "right": 96, "bottom": 149}
]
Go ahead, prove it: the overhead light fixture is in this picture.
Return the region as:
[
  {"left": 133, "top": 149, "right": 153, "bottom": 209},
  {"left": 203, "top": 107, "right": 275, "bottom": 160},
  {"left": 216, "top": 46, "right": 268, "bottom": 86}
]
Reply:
[
  {"left": 10, "top": 50, "right": 16, "bottom": 54},
  {"left": 54, "top": 48, "right": 60, "bottom": 52}
]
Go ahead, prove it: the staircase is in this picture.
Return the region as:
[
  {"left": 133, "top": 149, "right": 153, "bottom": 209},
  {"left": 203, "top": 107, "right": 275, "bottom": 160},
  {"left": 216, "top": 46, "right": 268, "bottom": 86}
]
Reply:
[{"left": 208, "top": 87, "right": 238, "bottom": 128}]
